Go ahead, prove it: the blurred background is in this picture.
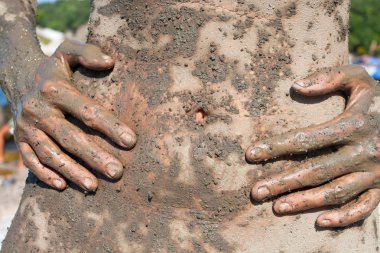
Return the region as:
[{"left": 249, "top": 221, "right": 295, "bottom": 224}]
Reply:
[
  {"left": 35, "top": 0, "right": 380, "bottom": 76},
  {"left": 1, "top": 0, "right": 380, "bottom": 248},
  {"left": 36, "top": 0, "right": 90, "bottom": 55}
]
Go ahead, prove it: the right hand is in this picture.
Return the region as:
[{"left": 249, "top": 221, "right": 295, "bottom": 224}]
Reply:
[{"left": 15, "top": 40, "right": 136, "bottom": 192}]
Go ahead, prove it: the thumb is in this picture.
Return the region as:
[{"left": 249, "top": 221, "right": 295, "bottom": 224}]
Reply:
[
  {"left": 55, "top": 40, "right": 115, "bottom": 71},
  {"left": 292, "top": 65, "right": 372, "bottom": 97}
]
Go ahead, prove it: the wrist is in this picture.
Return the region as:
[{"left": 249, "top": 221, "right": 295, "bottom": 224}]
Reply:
[
  {"left": 0, "top": 1, "right": 45, "bottom": 109},
  {"left": 0, "top": 50, "right": 45, "bottom": 109}
]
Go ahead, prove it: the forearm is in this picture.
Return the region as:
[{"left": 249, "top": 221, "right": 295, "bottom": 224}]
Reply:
[{"left": 0, "top": 0, "right": 44, "bottom": 107}]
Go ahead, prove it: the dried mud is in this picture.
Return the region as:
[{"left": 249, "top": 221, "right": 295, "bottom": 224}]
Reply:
[{"left": 1, "top": 1, "right": 361, "bottom": 253}]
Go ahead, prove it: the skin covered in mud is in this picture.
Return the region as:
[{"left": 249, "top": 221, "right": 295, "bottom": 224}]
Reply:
[
  {"left": 0, "top": 0, "right": 139, "bottom": 193},
  {"left": 2, "top": 0, "right": 380, "bottom": 252},
  {"left": 248, "top": 65, "right": 380, "bottom": 228}
]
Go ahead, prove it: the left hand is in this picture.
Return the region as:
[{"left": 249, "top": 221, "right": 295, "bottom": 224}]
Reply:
[{"left": 246, "top": 65, "right": 380, "bottom": 228}]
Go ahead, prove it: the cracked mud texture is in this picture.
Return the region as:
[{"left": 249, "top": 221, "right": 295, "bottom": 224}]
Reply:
[{"left": 3, "top": 0, "right": 379, "bottom": 253}]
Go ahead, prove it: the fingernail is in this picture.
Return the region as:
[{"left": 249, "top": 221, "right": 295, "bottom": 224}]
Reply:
[
  {"left": 53, "top": 179, "right": 64, "bottom": 189},
  {"left": 120, "top": 132, "right": 136, "bottom": 148},
  {"left": 106, "top": 162, "right": 123, "bottom": 179},
  {"left": 83, "top": 177, "right": 94, "bottom": 190},
  {"left": 294, "top": 81, "right": 307, "bottom": 88},
  {"left": 102, "top": 55, "right": 114, "bottom": 64},
  {"left": 250, "top": 147, "right": 263, "bottom": 158},
  {"left": 278, "top": 203, "right": 292, "bottom": 213},
  {"left": 102, "top": 55, "right": 112, "bottom": 61},
  {"left": 247, "top": 146, "right": 267, "bottom": 162},
  {"left": 294, "top": 79, "right": 314, "bottom": 88},
  {"left": 319, "top": 219, "right": 331, "bottom": 227},
  {"left": 256, "top": 186, "right": 270, "bottom": 200}
]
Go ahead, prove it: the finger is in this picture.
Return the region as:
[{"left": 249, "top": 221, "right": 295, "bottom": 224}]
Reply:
[
  {"left": 27, "top": 128, "right": 98, "bottom": 191},
  {"left": 19, "top": 142, "right": 67, "bottom": 190},
  {"left": 292, "top": 65, "right": 376, "bottom": 113},
  {"left": 40, "top": 117, "right": 124, "bottom": 180},
  {"left": 273, "top": 172, "right": 375, "bottom": 214},
  {"left": 246, "top": 115, "right": 363, "bottom": 162},
  {"left": 251, "top": 145, "right": 365, "bottom": 201},
  {"left": 316, "top": 188, "right": 380, "bottom": 228},
  {"left": 292, "top": 65, "right": 374, "bottom": 96},
  {"left": 41, "top": 80, "right": 136, "bottom": 149},
  {"left": 55, "top": 40, "right": 115, "bottom": 71}
]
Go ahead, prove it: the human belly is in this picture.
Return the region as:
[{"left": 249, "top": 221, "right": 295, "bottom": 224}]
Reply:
[{"left": 4, "top": 1, "right": 379, "bottom": 252}]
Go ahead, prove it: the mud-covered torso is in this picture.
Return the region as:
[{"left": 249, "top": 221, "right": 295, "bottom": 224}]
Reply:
[
  {"left": 5, "top": 1, "right": 379, "bottom": 253},
  {"left": 76, "top": 0, "right": 349, "bottom": 214}
]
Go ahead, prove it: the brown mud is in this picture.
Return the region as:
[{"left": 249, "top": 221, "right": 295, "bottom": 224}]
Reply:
[{"left": 2, "top": 0, "right": 379, "bottom": 252}]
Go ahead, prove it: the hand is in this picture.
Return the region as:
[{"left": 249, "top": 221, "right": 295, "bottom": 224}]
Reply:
[
  {"left": 15, "top": 40, "right": 136, "bottom": 192},
  {"left": 246, "top": 65, "right": 380, "bottom": 228}
]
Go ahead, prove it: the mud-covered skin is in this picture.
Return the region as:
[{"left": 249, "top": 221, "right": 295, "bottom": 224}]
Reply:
[
  {"left": 0, "top": 0, "right": 41, "bottom": 105},
  {"left": 4, "top": 1, "right": 379, "bottom": 253},
  {"left": 247, "top": 65, "right": 380, "bottom": 228},
  {"left": 0, "top": 0, "right": 136, "bottom": 191},
  {"left": 14, "top": 40, "right": 137, "bottom": 192}
]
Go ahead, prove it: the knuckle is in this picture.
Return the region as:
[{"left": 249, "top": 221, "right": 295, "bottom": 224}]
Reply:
[
  {"left": 341, "top": 115, "right": 366, "bottom": 132},
  {"left": 58, "top": 129, "right": 84, "bottom": 151},
  {"left": 80, "top": 104, "right": 100, "bottom": 126},
  {"left": 21, "top": 99, "right": 37, "bottom": 116},
  {"left": 355, "top": 117, "right": 366, "bottom": 129},
  {"left": 58, "top": 136, "right": 72, "bottom": 150},
  {"left": 40, "top": 80, "right": 60, "bottom": 96},
  {"left": 293, "top": 131, "right": 308, "bottom": 146},
  {"left": 35, "top": 145, "right": 56, "bottom": 163},
  {"left": 360, "top": 200, "right": 373, "bottom": 215},
  {"left": 328, "top": 185, "right": 349, "bottom": 204},
  {"left": 350, "top": 114, "right": 366, "bottom": 127},
  {"left": 364, "top": 141, "right": 380, "bottom": 160},
  {"left": 36, "top": 145, "right": 50, "bottom": 158}
]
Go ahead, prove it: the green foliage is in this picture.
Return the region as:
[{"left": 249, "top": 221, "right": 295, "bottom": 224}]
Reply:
[
  {"left": 350, "top": 0, "right": 380, "bottom": 55},
  {"left": 37, "top": 0, "right": 91, "bottom": 32},
  {"left": 37, "top": 34, "right": 52, "bottom": 45},
  {"left": 37, "top": 0, "right": 379, "bottom": 55}
]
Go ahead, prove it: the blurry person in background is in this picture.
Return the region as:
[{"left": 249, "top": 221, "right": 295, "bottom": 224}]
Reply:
[
  {"left": 352, "top": 55, "right": 380, "bottom": 80},
  {"left": 0, "top": 88, "right": 23, "bottom": 168}
]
